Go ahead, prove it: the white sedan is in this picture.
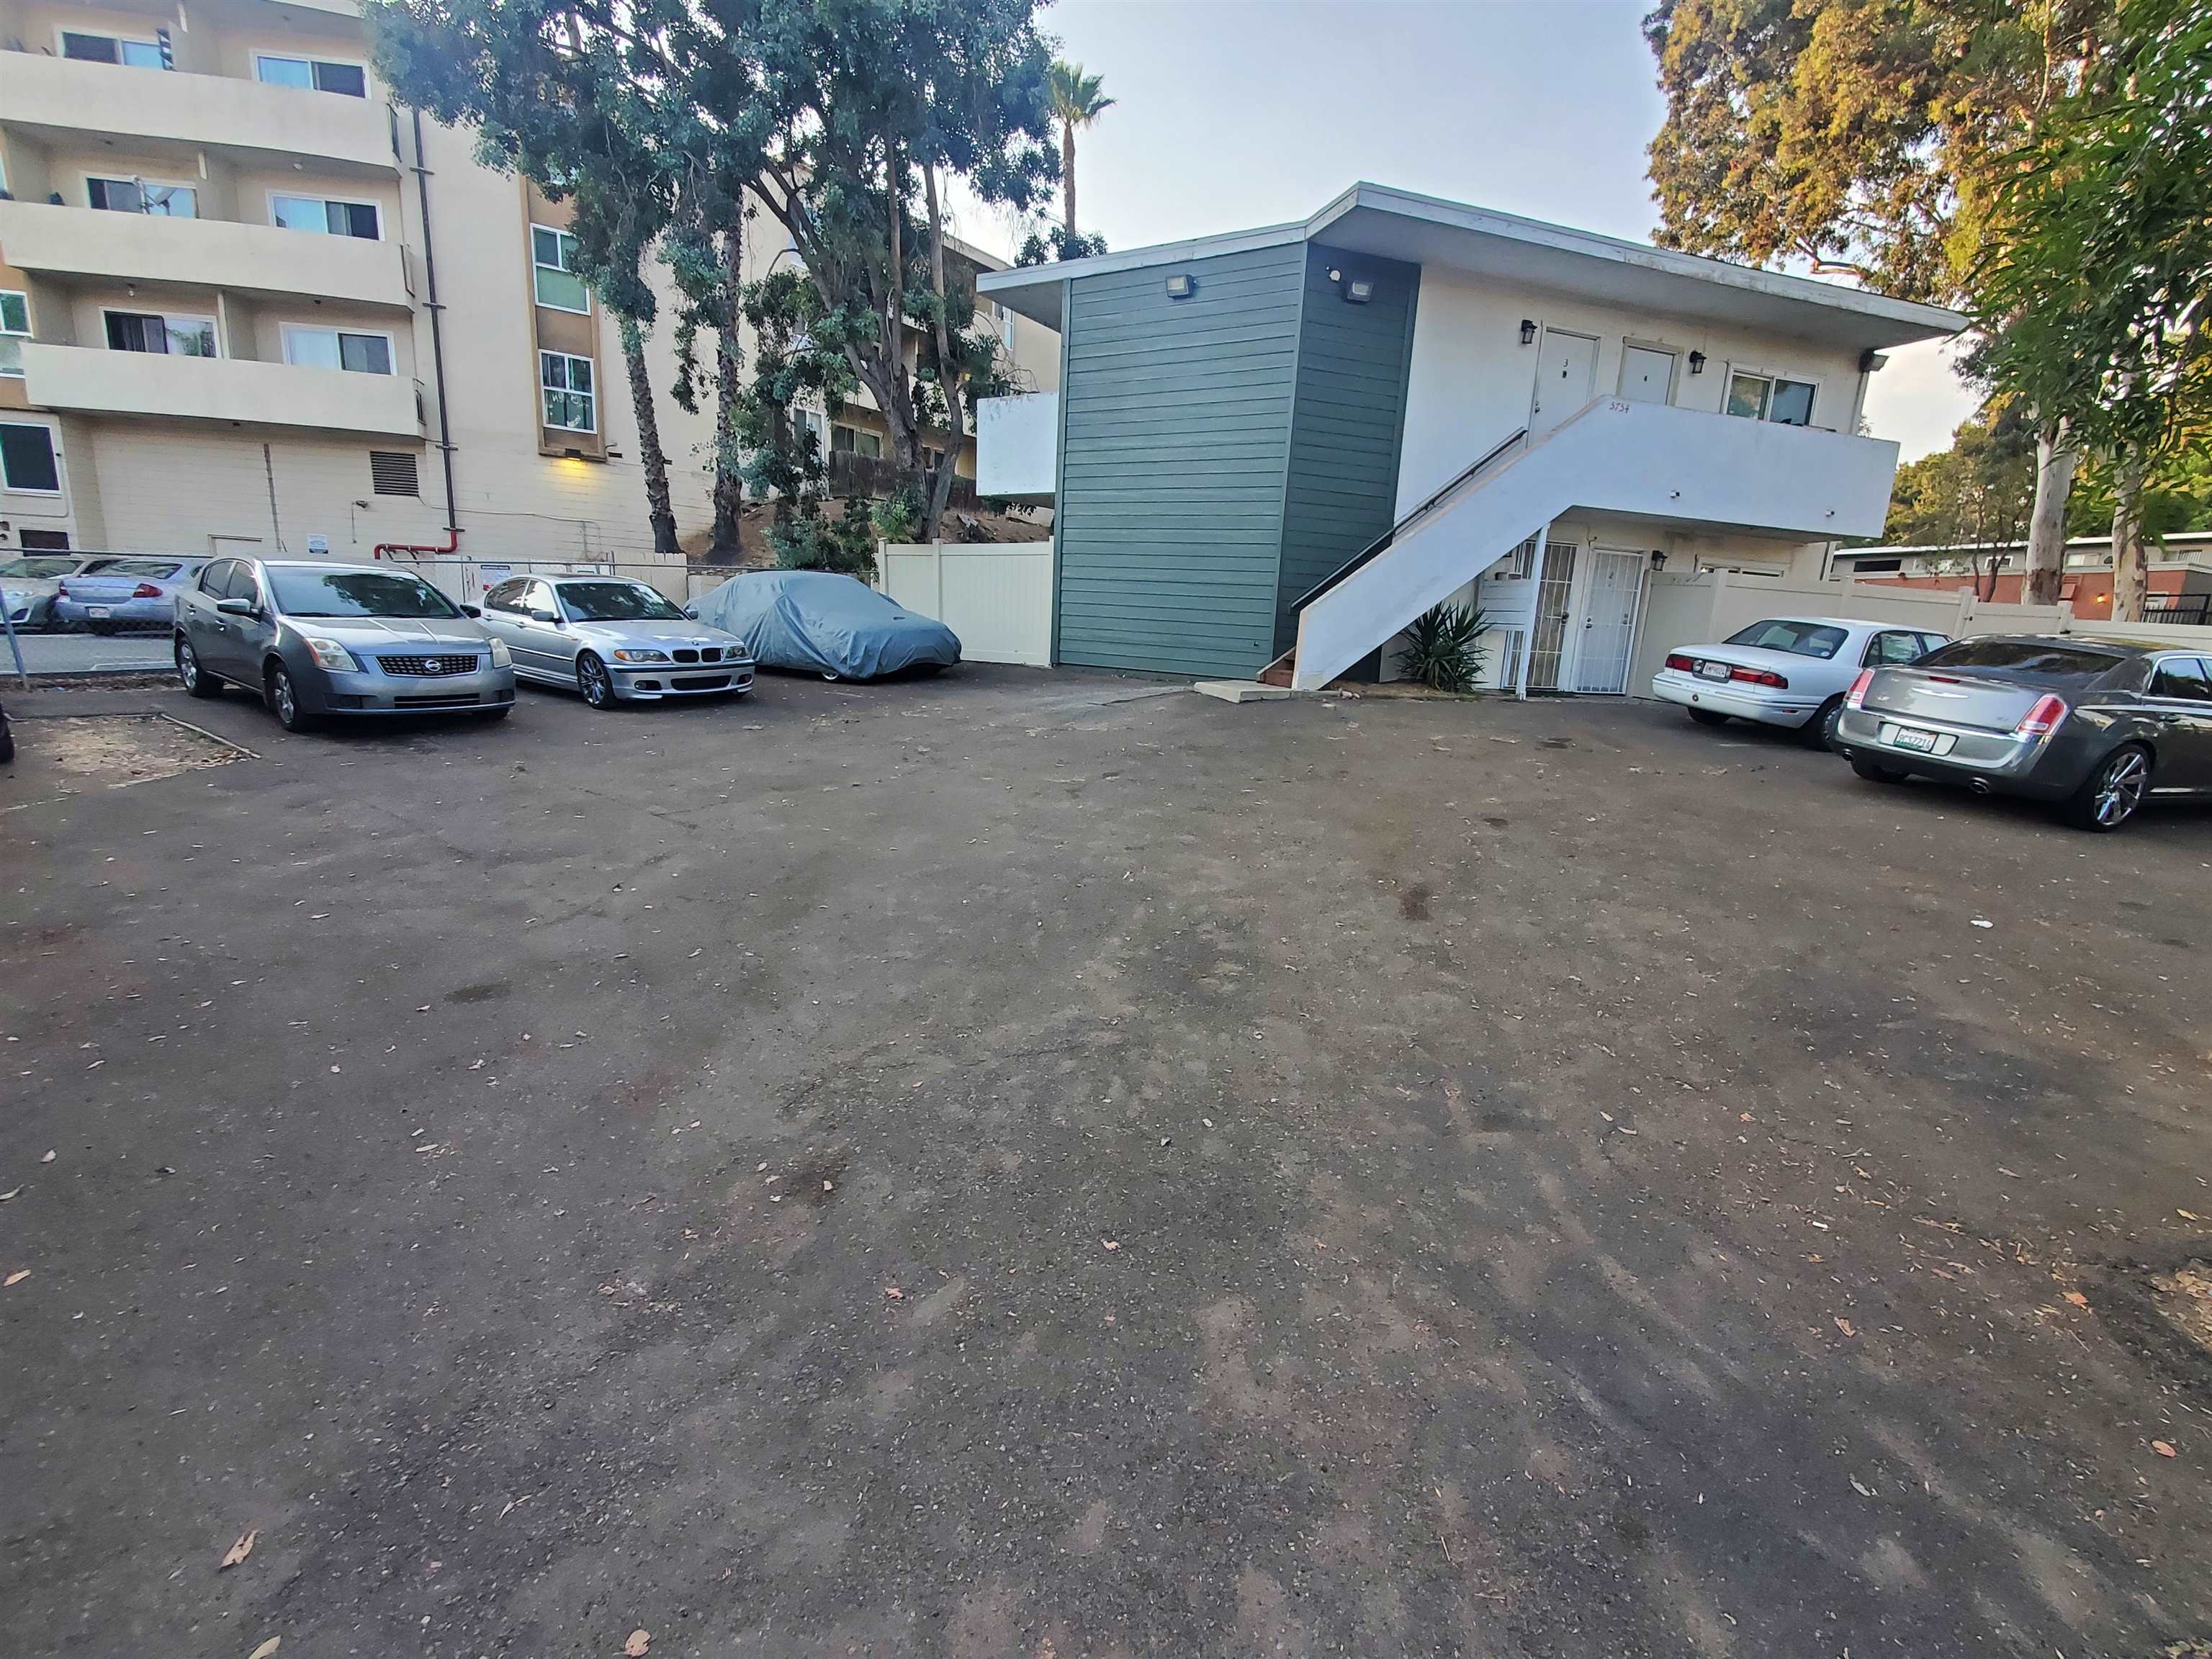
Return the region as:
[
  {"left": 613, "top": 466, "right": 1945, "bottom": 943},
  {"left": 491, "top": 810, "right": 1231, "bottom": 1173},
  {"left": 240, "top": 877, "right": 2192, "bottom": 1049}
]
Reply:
[{"left": 1652, "top": 616, "right": 1950, "bottom": 749}]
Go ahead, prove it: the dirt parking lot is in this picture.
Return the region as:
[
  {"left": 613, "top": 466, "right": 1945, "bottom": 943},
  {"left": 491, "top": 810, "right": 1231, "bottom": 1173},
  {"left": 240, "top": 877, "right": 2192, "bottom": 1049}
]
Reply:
[{"left": 3, "top": 668, "right": 2209, "bottom": 1658}]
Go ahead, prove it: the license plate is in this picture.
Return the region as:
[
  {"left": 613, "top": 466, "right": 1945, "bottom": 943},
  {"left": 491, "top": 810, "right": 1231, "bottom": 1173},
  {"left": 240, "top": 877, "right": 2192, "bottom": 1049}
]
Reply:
[
  {"left": 86, "top": 606, "right": 112, "bottom": 619},
  {"left": 1889, "top": 727, "right": 1938, "bottom": 753},
  {"left": 1696, "top": 660, "right": 1728, "bottom": 681}
]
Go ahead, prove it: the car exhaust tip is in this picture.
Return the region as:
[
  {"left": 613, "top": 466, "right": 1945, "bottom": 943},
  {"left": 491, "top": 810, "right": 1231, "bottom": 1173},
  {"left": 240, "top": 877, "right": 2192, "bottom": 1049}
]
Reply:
[{"left": 1969, "top": 778, "right": 1993, "bottom": 796}]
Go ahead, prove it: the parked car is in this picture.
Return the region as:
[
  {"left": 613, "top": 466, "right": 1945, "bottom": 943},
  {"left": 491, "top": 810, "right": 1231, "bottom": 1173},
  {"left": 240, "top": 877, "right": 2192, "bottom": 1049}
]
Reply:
[
  {"left": 478, "top": 574, "right": 755, "bottom": 709},
  {"left": 1, "top": 554, "right": 92, "bottom": 632},
  {"left": 55, "top": 556, "right": 212, "bottom": 634},
  {"left": 174, "top": 557, "right": 515, "bottom": 732},
  {"left": 1652, "top": 616, "right": 1949, "bottom": 748},
  {"left": 1833, "top": 635, "right": 2212, "bottom": 832},
  {"left": 685, "top": 570, "right": 960, "bottom": 680}
]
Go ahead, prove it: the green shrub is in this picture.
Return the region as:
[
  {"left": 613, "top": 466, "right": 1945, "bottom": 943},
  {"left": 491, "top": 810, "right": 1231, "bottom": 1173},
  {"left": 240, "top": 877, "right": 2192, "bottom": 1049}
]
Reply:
[{"left": 1395, "top": 603, "right": 1491, "bottom": 693}]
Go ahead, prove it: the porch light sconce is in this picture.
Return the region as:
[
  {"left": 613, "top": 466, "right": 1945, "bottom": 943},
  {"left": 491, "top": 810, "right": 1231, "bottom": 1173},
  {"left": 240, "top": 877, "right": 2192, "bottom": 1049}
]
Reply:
[
  {"left": 1164, "top": 273, "right": 1195, "bottom": 300},
  {"left": 1518, "top": 318, "right": 1537, "bottom": 346},
  {"left": 1341, "top": 276, "right": 1374, "bottom": 305},
  {"left": 1649, "top": 549, "right": 1668, "bottom": 571},
  {"left": 1687, "top": 351, "right": 1707, "bottom": 375}
]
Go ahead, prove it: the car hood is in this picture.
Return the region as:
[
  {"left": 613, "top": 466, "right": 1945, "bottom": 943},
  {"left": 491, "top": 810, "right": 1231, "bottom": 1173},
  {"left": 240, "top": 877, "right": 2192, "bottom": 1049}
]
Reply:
[
  {"left": 1673, "top": 642, "right": 1836, "bottom": 675},
  {"left": 566, "top": 619, "right": 752, "bottom": 656},
  {"left": 282, "top": 615, "right": 490, "bottom": 649}
]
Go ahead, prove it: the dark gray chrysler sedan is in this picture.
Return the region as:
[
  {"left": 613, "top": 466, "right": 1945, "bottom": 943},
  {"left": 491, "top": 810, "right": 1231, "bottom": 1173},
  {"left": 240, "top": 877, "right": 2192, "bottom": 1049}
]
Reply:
[
  {"left": 174, "top": 559, "right": 516, "bottom": 732},
  {"left": 1833, "top": 634, "right": 2212, "bottom": 832}
]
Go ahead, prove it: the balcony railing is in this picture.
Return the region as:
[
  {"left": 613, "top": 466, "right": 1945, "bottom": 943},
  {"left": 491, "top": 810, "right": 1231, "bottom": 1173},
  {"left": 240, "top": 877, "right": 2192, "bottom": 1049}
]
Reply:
[{"left": 19, "top": 342, "right": 423, "bottom": 438}]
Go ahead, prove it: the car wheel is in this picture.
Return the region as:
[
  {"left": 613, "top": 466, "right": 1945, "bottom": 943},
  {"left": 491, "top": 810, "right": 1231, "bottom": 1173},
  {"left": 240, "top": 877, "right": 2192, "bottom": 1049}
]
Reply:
[
  {"left": 1850, "top": 754, "right": 1909, "bottom": 784},
  {"left": 1687, "top": 708, "right": 1729, "bottom": 728},
  {"left": 1804, "top": 696, "right": 1845, "bottom": 751},
  {"left": 576, "top": 653, "right": 618, "bottom": 709},
  {"left": 266, "top": 662, "right": 318, "bottom": 732},
  {"left": 176, "top": 636, "right": 223, "bottom": 699},
  {"left": 0, "top": 712, "right": 13, "bottom": 765},
  {"left": 2063, "top": 743, "right": 2150, "bottom": 832},
  {"left": 480, "top": 706, "right": 513, "bottom": 722}
]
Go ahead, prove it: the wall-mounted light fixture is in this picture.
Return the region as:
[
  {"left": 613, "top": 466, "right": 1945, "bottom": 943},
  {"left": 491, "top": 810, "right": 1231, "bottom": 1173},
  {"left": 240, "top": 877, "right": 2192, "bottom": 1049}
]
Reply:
[
  {"left": 1341, "top": 276, "right": 1374, "bottom": 305},
  {"left": 1164, "top": 273, "right": 1194, "bottom": 300},
  {"left": 1519, "top": 319, "right": 1537, "bottom": 346},
  {"left": 1649, "top": 549, "right": 1668, "bottom": 572},
  {"left": 1687, "top": 351, "right": 1707, "bottom": 375}
]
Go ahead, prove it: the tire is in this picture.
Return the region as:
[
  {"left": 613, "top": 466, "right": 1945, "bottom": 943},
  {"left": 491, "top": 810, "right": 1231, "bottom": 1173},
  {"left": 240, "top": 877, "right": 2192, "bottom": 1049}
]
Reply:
[
  {"left": 480, "top": 705, "right": 513, "bottom": 721},
  {"left": 2062, "top": 743, "right": 2150, "bottom": 832},
  {"left": 576, "top": 653, "right": 618, "bottom": 710},
  {"left": 0, "top": 714, "right": 13, "bottom": 765},
  {"left": 1803, "top": 696, "right": 1845, "bottom": 751},
  {"left": 176, "top": 635, "right": 223, "bottom": 699},
  {"left": 265, "top": 661, "right": 318, "bottom": 733},
  {"left": 1687, "top": 708, "right": 1729, "bottom": 728},
  {"left": 1851, "top": 754, "right": 1909, "bottom": 784}
]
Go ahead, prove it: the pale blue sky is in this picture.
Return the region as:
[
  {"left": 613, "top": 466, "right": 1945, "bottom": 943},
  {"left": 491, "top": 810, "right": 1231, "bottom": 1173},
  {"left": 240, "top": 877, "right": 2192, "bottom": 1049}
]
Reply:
[{"left": 952, "top": 0, "right": 1972, "bottom": 459}]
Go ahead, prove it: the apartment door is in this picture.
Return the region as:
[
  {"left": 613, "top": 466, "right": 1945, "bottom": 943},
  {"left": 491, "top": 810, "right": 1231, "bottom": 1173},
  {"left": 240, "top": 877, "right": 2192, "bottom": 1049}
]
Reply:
[
  {"left": 1529, "top": 328, "right": 1598, "bottom": 435},
  {"left": 1619, "top": 345, "right": 1676, "bottom": 405},
  {"left": 1525, "top": 541, "right": 1579, "bottom": 691},
  {"left": 1572, "top": 549, "right": 1646, "bottom": 693}
]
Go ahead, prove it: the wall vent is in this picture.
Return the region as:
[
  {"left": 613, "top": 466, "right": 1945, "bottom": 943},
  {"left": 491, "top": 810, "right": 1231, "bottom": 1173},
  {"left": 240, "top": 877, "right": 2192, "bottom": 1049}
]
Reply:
[{"left": 369, "top": 450, "right": 421, "bottom": 497}]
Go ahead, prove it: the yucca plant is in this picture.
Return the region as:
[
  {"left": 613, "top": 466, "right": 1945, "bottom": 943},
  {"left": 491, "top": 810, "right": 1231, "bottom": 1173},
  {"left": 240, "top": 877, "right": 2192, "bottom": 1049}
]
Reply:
[{"left": 1395, "top": 603, "right": 1491, "bottom": 693}]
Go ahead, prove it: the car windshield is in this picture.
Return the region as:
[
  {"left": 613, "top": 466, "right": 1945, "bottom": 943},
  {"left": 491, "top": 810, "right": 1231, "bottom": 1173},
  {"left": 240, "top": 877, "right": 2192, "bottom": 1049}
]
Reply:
[
  {"left": 101, "top": 559, "right": 185, "bottom": 579},
  {"left": 1, "top": 557, "right": 76, "bottom": 579},
  {"left": 269, "top": 569, "right": 461, "bottom": 619},
  {"left": 557, "top": 580, "right": 685, "bottom": 622},
  {"left": 1913, "top": 638, "right": 2123, "bottom": 685},
  {"left": 1722, "top": 620, "right": 1848, "bottom": 660}
]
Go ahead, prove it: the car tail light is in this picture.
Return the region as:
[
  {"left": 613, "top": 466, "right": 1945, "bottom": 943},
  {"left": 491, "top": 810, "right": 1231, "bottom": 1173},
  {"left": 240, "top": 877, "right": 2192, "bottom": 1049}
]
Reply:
[
  {"left": 1845, "top": 669, "right": 1874, "bottom": 709},
  {"left": 55, "top": 580, "right": 70, "bottom": 598},
  {"left": 2014, "top": 693, "right": 2068, "bottom": 737},
  {"left": 1664, "top": 652, "right": 1694, "bottom": 673},
  {"left": 131, "top": 583, "right": 163, "bottom": 599},
  {"left": 1727, "top": 665, "right": 1788, "bottom": 688}
]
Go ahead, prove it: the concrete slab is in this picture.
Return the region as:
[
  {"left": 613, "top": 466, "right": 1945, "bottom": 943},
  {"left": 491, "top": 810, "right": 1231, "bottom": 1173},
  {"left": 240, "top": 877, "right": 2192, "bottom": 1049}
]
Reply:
[{"left": 1191, "top": 678, "right": 1292, "bottom": 703}]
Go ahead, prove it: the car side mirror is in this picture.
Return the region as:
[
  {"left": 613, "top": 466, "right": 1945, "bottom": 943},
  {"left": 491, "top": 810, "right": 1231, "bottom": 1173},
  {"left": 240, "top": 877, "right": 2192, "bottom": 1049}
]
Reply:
[
  {"left": 528, "top": 607, "right": 559, "bottom": 624},
  {"left": 215, "top": 598, "right": 256, "bottom": 617},
  {"left": 459, "top": 603, "right": 482, "bottom": 619}
]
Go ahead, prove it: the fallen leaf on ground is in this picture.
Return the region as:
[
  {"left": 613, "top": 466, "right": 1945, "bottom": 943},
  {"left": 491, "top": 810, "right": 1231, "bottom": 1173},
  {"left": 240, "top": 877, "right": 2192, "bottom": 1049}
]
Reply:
[
  {"left": 2064, "top": 1291, "right": 2090, "bottom": 1309},
  {"left": 40, "top": 1151, "right": 55, "bottom": 1164},
  {"left": 624, "top": 1630, "right": 651, "bottom": 1656},
  {"left": 220, "top": 1529, "right": 258, "bottom": 1569},
  {"left": 883, "top": 1287, "right": 904, "bottom": 1300},
  {"left": 0, "top": 1187, "right": 20, "bottom": 1202},
  {"left": 2153, "top": 1441, "right": 2177, "bottom": 1459},
  {"left": 1835, "top": 1318, "right": 1857, "bottom": 1338},
  {"left": 248, "top": 1639, "right": 282, "bottom": 1659},
  {"left": 1101, "top": 1238, "right": 1120, "bottom": 1251},
  {"left": 4, "top": 1269, "right": 28, "bottom": 1287}
]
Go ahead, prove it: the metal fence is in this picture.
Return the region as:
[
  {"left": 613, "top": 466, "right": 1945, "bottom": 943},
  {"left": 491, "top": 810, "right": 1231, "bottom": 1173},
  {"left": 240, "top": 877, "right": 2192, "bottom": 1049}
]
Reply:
[{"left": 2141, "top": 595, "right": 2212, "bottom": 626}]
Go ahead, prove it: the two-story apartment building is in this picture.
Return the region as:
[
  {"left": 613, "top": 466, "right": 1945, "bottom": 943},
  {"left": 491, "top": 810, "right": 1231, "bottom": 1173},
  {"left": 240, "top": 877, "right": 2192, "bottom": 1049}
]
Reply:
[
  {"left": 976, "top": 183, "right": 1966, "bottom": 690},
  {"left": 0, "top": 0, "right": 1056, "bottom": 567}
]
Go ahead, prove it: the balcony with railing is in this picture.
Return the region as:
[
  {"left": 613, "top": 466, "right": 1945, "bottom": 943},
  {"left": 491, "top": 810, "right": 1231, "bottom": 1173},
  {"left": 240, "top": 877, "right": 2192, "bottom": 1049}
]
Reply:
[{"left": 19, "top": 341, "right": 422, "bottom": 437}]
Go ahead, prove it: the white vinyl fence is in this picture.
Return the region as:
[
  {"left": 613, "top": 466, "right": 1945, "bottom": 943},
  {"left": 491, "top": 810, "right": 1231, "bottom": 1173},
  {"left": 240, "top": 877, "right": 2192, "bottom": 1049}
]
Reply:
[{"left": 876, "top": 540, "right": 1053, "bottom": 667}]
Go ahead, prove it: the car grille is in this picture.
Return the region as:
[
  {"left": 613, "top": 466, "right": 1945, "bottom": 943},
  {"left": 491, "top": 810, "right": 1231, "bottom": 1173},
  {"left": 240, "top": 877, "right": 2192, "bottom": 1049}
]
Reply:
[
  {"left": 669, "top": 647, "right": 727, "bottom": 664},
  {"left": 672, "top": 674, "right": 733, "bottom": 691},
  {"left": 378, "top": 654, "right": 479, "bottom": 677},
  {"left": 395, "top": 693, "right": 485, "bottom": 709}
]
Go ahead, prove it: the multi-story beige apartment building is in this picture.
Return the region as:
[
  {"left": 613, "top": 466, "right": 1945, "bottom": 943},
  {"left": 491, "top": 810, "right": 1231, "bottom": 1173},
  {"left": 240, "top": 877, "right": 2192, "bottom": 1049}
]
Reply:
[{"left": 0, "top": 0, "right": 1058, "bottom": 566}]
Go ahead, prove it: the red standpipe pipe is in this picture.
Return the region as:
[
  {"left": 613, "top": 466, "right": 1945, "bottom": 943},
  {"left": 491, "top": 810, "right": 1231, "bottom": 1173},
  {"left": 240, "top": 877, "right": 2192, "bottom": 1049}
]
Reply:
[{"left": 372, "top": 527, "right": 463, "bottom": 559}]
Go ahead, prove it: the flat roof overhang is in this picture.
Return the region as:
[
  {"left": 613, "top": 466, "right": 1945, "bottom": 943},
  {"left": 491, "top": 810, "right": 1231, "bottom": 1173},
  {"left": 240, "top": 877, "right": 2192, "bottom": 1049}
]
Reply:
[{"left": 979, "top": 182, "right": 1966, "bottom": 354}]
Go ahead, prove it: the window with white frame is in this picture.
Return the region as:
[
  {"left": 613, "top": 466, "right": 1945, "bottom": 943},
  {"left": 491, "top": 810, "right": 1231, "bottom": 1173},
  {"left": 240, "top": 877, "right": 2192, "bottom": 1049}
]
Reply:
[
  {"left": 104, "top": 310, "right": 217, "bottom": 357},
  {"left": 531, "top": 225, "right": 590, "bottom": 313},
  {"left": 253, "top": 54, "right": 367, "bottom": 96},
  {"left": 271, "top": 194, "right": 380, "bottom": 239},
  {"left": 1724, "top": 371, "right": 1816, "bottom": 426},
  {"left": 831, "top": 423, "right": 882, "bottom": 459},
  {"left": 60, "top": 30, "right": 165, "bottom": 68},
  {"left": 283, "top": 326, "right": 393, "bottom": 375},
  {"left": 540, "top": 351, "right": 595, "bottom": 432},
  {"left": 0, "top": 422, "right": 63, "bottom": 494},
  {"left": 88, "top": 177, "right": 197, "bottom": 217},
  {"left": 0, "top": 292, "right": 28, "bottom": 379}
]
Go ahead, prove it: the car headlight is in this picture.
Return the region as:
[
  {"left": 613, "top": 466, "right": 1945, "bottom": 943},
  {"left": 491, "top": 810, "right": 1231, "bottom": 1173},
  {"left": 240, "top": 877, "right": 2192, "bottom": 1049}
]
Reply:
[
  {"left": 487, "top": 637, "right": 511, "bottom": 667},
  {"left": 611, "top": 648, "right": 670, "bottom": 663},
  {"left": 301, "top": 636, "right": 359, "bottom": 673}
]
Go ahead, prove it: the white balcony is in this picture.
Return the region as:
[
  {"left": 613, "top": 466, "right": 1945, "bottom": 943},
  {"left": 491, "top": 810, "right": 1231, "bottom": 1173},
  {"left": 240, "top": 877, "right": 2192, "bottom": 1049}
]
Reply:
[
  {"left": 0, "top": 52, "right": 396, "bottom": 175},
  {"left": 975, "top": 392, "right": 1057, "bottom": 503},
  {"left": 20, "top": 342, "right": 422, "bottom": 438},
  {"left": 0, "top": 200, "right": 412, "bottom": 310}
]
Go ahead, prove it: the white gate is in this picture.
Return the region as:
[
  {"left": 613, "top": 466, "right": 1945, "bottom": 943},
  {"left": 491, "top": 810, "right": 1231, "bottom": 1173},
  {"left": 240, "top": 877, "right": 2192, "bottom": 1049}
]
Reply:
[
  {"left": 877, "top": 541, "right": 1053, "bottom": 667},
  {"left": 1572, "top": 548, "right": 1646, "bottom": 693}
]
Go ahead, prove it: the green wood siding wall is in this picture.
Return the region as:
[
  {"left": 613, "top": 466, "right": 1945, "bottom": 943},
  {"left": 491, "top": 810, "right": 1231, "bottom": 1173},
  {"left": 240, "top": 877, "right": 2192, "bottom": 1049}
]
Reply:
[
  {"left": 1274, "top": 246, "right": 1421, "bottom": 657},
  {"left": 1054, "top": 243, "right": 1305, "bottom": 678}
]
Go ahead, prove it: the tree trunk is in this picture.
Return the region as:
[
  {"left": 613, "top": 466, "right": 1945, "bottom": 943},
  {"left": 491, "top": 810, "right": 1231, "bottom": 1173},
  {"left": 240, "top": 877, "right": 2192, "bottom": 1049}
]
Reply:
[
  {"left": 619, "top": 314, "right": 680, "bottom": 564},
  {"left": 1061, "top": 120, "right": 1076, "bottom": 233},
  {"left": 2110, "top": 447, "right": 2149, "bottom": 623},
  {"left": 918, "top": 162, "right": 963, "bottom": 546},
  {"left": 2023, "top": 421, "right": 2075, "bottom": 607},
  {"left": 709, "top": 222, "right": 745, "bottom": 561}
]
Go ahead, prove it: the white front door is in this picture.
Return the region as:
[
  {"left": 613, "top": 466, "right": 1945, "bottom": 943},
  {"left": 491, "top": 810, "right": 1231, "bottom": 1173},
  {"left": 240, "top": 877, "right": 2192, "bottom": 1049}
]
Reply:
[
  {"left": 1572, "top": 549, "right": 1645, "bottom": 693},
  {"left": 1619, "top": 345, "right": 1677, "bottom": 405},
  {"left": 1529, "top": 328, "right": 1598, "bottom": 435}
]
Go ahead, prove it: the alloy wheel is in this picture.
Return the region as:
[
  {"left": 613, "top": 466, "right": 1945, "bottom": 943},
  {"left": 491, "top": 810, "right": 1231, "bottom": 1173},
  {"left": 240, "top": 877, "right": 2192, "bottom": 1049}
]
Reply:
[
  {"left": 578, "top": 655, "right": 615, "bottom": 709},
  {"left": 2094, "top": 750, "right": 2148, "bottom": 827}
]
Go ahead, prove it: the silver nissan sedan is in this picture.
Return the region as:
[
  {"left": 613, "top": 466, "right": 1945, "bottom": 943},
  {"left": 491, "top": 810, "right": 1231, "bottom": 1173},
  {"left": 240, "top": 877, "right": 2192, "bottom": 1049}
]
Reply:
[{"left": 479, "top": 575, "right": 755, "bottom": 709}]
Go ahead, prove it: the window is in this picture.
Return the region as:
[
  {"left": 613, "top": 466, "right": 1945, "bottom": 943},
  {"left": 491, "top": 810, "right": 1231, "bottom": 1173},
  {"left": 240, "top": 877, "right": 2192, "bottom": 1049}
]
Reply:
[
  {"left": 531, "top": 225, "right": 590, "bottom": 313},
  {"left": 104, "top": 311, "right": 217, "bottom": 357},
  {"left": 1915, "top": 639, "right": 2123, "bottom": 685},
  {"left": 793, "top": 407, "right": 826, "bottom": 454},
  {"left": 0, "top": 424, "right": 62, "bottom": 493},
  {"left": 88, "top": 178, "right": 197, "bottom": 217},
  {"left": 282, "top": 326, "right": 392, "bottom": 375},
  {"left": 1725, "top": 372, "right": 1817, "bottom": 426},
  {"left": 270, "top": 194, "right": 380, "bottom": 239},
  {"left": 253, "top": 54, "right": 367, "bottom": 96},
  {"left": 2150, "top": 657, "right": 2212, "bottom": 703},
  {"left": 1863, "top": 631, "right": 1930, "bottom": 667},
  {"left": 523, "top": 580, "right": 560, "bottom": 618},
  {"left": 1722, "top": 619, "right": 1848, "bottom": 660},
  {"left": 19, "top": 531, "right": 71, "bottom": 552},
  {"left": 369, "top": 451, "right": 420, "bottom": 497},
  {"left": 266, "top": 567, "right": 458, "bottom": 619},
  {"left": 555, "top": 580, "right": 686, "bottom": 622},
  {"left": 831, "top": 424, "right": 882, "bottom": 459},
  {"left": 0, "top": 554, "right": 76, "bottom": 577},
  {"left": 197, "top": 560, "right": 235, "bottom": 596},
  {"left": 540, "top": 351, "right": 595, "bottom": 431},
  {"left": 60, "top": 31, "right": 166, "bottom": 68},
  {"left": 0, "top": 292, "right": 27, "bottom": 379},
  {"left": 482, "top": 579, "right": 528, "bottom": 613}
]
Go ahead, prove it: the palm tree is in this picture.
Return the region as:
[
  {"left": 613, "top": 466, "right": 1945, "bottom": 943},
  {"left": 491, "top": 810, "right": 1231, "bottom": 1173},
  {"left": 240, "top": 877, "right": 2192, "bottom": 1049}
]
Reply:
[{"left": 1046, "top": 60, "right": 1115, "bottom": 235}]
